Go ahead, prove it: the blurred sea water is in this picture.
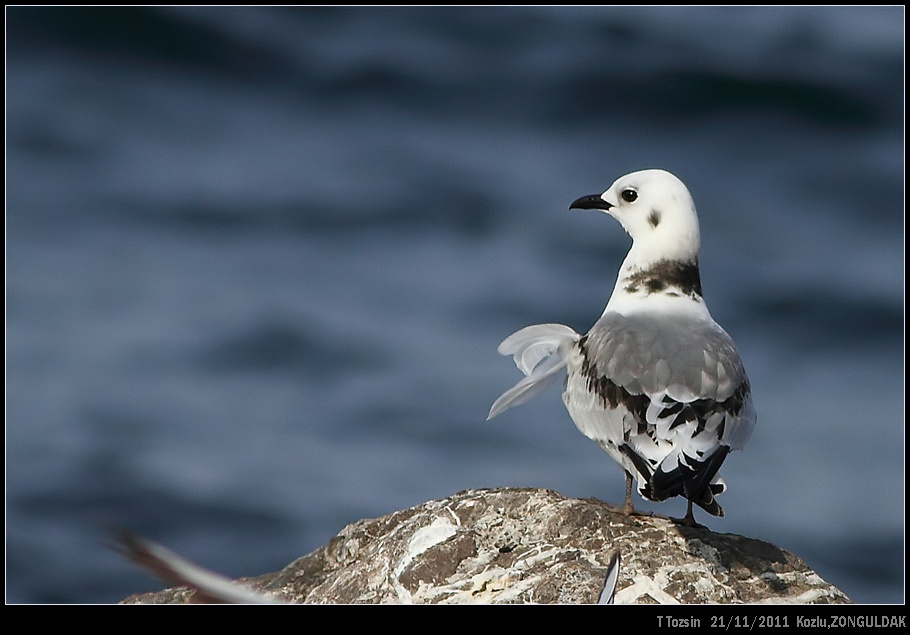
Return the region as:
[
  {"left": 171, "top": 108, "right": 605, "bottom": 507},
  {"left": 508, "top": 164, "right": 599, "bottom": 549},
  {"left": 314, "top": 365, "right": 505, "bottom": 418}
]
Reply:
[{"left": 6, "top": 6, "right": 903, "bottom": 603}]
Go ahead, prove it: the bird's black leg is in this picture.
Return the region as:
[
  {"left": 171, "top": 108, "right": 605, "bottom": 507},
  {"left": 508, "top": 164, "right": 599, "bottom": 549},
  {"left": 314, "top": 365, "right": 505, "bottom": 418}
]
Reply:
[
  {"left": 674, "top": 500, "right": 702, "bottom": 528},
  {"left": 620, "top": 472, "right": 653, "bottom": 517},
  {"left": 621, "top": 472, "right": 636, "bottom": 515}
]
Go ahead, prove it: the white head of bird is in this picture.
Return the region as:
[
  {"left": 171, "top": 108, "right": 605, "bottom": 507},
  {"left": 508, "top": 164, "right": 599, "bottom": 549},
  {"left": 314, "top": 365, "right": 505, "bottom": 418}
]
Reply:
[{"left": 572, "top": 169, "right": 701, "bottom": 268}]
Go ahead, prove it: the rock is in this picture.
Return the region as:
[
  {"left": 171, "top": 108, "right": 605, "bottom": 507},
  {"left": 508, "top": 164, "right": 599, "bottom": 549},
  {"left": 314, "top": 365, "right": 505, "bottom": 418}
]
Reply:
[{"left": 120, "top": 487, "right": 850, "bottom": 604}]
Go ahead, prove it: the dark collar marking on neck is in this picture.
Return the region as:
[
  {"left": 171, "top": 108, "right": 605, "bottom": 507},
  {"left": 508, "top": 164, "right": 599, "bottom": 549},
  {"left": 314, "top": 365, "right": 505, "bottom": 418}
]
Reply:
[{"left": 623, "top": 259, "right": 702, "bottom": 299}]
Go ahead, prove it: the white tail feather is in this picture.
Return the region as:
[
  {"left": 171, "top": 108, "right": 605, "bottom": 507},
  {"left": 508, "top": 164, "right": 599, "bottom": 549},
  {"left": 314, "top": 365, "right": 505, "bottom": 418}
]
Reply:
[{"left": 488, "top": 324, "right": 580, "bottom": 419}]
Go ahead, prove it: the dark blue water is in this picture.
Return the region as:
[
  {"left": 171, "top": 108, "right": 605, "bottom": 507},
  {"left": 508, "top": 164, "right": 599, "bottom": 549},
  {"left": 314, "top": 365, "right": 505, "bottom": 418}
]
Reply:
[{"left": 6, "top": 6, "right": 903, "bottom": 604}]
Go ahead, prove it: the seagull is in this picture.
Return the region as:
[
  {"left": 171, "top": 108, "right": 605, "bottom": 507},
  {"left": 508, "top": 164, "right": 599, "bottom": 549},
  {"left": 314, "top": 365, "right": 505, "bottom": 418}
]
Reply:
[
  {"left": 597, "top": 550, "right": 621, "bottom": 604},
  {"left": 488, "top": 169, "right": 755, "bottom": 526},
  {"left": 115, "top": 529, "right": 287, "bottom": 604}
]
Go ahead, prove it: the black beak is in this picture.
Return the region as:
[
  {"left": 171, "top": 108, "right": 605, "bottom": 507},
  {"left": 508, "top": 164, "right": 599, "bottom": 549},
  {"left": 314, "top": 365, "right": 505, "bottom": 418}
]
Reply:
[{"left": 570, "top": 194, "right": 613, "bottom": 211}]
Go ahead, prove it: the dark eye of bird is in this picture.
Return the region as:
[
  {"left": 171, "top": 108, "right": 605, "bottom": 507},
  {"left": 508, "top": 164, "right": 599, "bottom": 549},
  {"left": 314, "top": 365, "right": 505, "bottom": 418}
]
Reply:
[{"left": 621, "top": 189, "right": 638, "bottom": 203}]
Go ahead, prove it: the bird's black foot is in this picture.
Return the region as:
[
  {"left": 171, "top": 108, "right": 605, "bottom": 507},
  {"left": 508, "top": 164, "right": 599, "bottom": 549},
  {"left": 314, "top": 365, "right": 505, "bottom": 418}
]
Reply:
[
  {"left": 671, "top": 501, "right": 704, "bottom": 528},
  {"left": 618, "top": 473, "right": 652, "bottom": 518},
  {"left": 620, "top": 501, "right": 654, "bottom": 518}
]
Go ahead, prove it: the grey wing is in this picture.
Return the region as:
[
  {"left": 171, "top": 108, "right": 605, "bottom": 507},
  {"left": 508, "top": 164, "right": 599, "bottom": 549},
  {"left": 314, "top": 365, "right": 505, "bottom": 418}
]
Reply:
[{"left": 584, "top": 311, "right": 755, "bottom": 451}]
